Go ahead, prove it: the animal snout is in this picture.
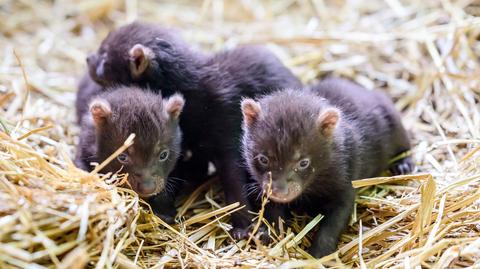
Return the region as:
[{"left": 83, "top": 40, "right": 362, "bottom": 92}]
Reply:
[
  {"left": 272, "top": 180, "right": 289, "bottom": 195},
  {"left": 95, "top": 59, "right": 105, "bottom": 78},
  {"left": 86, "top": 54, "right": 99, "bottom": 68},
  {"left": 137, "top": 179, "right": 157, "bottom": 196},
  {"left": 130, "top": 171, "right": 164, "bottom": 197}
]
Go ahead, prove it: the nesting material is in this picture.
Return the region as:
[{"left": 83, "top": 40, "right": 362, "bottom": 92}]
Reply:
[
  {"left": 1, "top": 0, "right": 480, "bottom": 268},
  {"left": 0, "top": 130, "right": 140, "bottom": 268}
]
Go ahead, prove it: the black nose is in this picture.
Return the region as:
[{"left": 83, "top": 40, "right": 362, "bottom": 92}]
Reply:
[
  {"left": 138, "top": 180, "right": 156, "bottom": 195},
  {"left": 86, "top": 54, "right": 95, "bottom": 65}
]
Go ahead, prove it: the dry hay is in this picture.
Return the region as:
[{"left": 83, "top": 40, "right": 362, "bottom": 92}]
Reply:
[{"left": 1, "top": 0, "right": 480, "bottom": 268}]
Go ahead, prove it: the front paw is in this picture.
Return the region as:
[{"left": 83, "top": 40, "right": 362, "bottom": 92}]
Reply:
[
  {"left": 155, "top": 212, "right": 176, "bottom": 224},
  {"left": 150, "top": 202, "right": 176, "bottom": 224},
  {"left": 257, "top": 224, "right": 272, "bottom": 244},
  {"left": 151, "top": 204, "right": 176, "bottom": 224},
  {"left": 389, "top": 156, "right": 414, "bottom": 175},
  {"left": 148, "top": 193, "right": 177, "bottom": 224},
  {"left": 231, "top": 223, "right": 272, "bottom": 243},
  {"left": 231, "top": 227, "right": 251, "bottom": 240},
  {"left": 309, "top": 236, "right": 338, "bottom": 258}
]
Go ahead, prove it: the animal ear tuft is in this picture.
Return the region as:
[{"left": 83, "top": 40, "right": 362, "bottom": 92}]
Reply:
[
  {"left": 129, "top": 44, "right": 153, "bottom": 78},
  {"left": 165, "top": 94, "right": 185, "bottom": 119},
  {"left": 317, "top": 108, "right": 340, "bottom": 137},
  {"left": 89, "top": 99, "right": 111, "bottom": 126},
  {"left": 241, "top": 99, "right": 262, "bottom": 127}
]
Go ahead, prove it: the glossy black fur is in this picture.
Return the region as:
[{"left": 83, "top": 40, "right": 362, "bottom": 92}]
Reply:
[
  {"left": 85, "top": 21, "right": 302, "bottom": 235},
  {"left": 241, "top": 78, "right": 413, "bottom": 257},
  {"left": 75, "top": 86, "right": 184, "bottom": 222}
]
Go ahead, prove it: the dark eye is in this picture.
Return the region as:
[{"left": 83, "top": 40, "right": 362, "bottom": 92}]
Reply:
[
  {"left": 297, "top": 158, "right": 310, "bottom": 170},
  {"left": 159, "top": 149, "right": 169, "bottom": 162},
  {"left": 117, "top": 153, "right": 129, "bottom": 164},
  {"left": 255, "top": 154, "right": 269, "bottom": 166}
]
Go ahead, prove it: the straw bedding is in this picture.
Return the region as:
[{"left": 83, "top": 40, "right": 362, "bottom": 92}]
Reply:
[{"left": 1, "top": 0, "right": 480, "bottom": 268}]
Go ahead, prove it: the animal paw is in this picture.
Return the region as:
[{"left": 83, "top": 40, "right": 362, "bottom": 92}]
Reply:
[
  {"left": 256, "top": 224, "right": 271, "bottom": 244},
  {"left": 389, "top": 156, "right": 414, "bottom": 176},
  {"left": 151, "top": 204, "right": 176, "bottom": 224},
  {"left": 231, "top": 224, "right": 271, "bottom": 242},
  {"left": 149, "top": 195, "right": 177, "bottom": 224},
  {"left": 231, "top": 227, "right": 251, "bottom": 240},
  {"left": 158, "top": 213, "right": 176, "bottom": 224},
  {"left": 309, "top": 239, "right": 337, "bottom": 258},
  {"left": 309, "top": 244, "right": 336, "bottom": 258}
]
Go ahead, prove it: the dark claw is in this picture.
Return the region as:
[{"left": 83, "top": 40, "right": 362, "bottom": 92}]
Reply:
[
  {"left": 257, "top": 225, "right": 271, "bottom": 244},
  {"left": 231, "top": 224, "right": 271, "bottom": 243},
  {"left": 231, "top": 227, "right": 250, "bottom": 240},
  {"left": 389, "top": 157, "right": 414, "bottom": 176}
]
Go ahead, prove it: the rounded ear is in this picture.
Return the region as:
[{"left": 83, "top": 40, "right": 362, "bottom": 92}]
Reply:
[
  {"left": 164, "top": 94, "right": 185, "bottom": 119},
  {"left": 241, "top": 98, "right": 262, "bottom": 127},
  {"left": 316, "top": 108, "right": 340, "bottom": 137},
  {"left": 129, "top": 44, "right": 154, "bottom": 78},
  {"left": 89, "top": 99, "right": 111, "bottom": 126}
]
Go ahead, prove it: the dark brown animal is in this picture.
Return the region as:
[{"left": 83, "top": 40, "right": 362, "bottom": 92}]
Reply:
[
  {"left": 75, "top": 87, "right": 184, "bottom": 218},
  {"left": 241, "top": 78, "right": 413, "bottom": 257},
  {"left": 85, "top": 22, "right": 211, "bottom": 195},
  {"left": 84, "top": 21, "right": 302, "bottom": 237}
]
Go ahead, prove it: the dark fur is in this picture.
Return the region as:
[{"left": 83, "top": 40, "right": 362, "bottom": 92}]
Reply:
[
  {"left": 86, "top": 22, "right": 211, "bottom": 188},
  {"left": 75, "top": 74, "right": 103, "bottom": 124},
  {"left": 85, "top": 21, "right": 302, "bottom": 236},
  {"left": 201, "top": 46, "right": 303, "bottom": 236},
  {"left": 75, "top": 87, "right": 183, "bottom": 222},
  {"left": 86, "top": 22, "right": 207, "bottom": 91},
  {"left": 241, "top": 78, "right": 413, "bottom": 257},
  {"left": 82, "top": 22, "right": 210, "bottom": 221}
]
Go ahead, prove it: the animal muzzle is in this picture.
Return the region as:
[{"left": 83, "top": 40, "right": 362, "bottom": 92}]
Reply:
[
  {"left": 130, "top": 175, "right": 164, "bottom": 198},
  {"left": 264, "top": 177, "right": 302, "bottom": 203},
  {"left": 86, "top": 54, "right": 107, "bottom": 85}
]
